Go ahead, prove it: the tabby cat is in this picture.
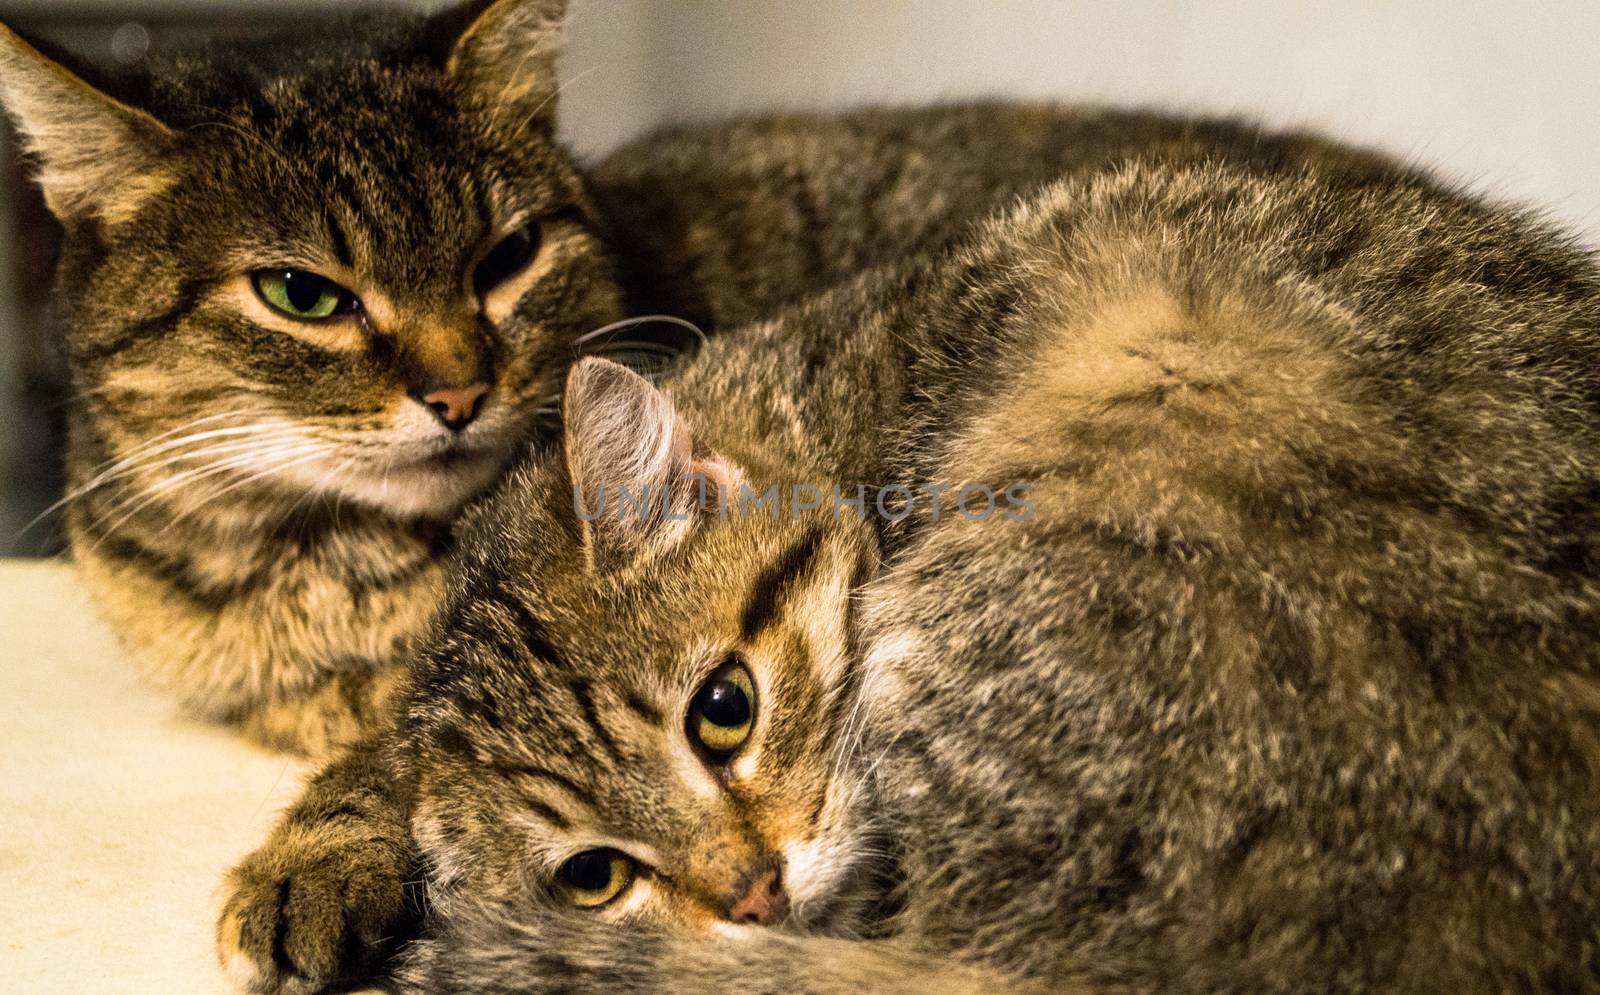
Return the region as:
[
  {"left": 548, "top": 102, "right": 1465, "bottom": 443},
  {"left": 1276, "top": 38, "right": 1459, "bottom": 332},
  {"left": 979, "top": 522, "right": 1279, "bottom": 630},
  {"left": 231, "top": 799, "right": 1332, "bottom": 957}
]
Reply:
[
  {"left": 0, "top": 0, "right": 1387, "bottom": 754},
  {"left": 223, "top": 155, "right": 1600, "bottom": 992}
]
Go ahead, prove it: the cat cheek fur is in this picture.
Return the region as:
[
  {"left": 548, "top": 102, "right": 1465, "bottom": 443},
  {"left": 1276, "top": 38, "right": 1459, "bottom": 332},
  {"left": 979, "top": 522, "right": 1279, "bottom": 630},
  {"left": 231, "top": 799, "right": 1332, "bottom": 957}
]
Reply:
[{"left": 780, "top": 781, "right": 883, "bottom": 930}]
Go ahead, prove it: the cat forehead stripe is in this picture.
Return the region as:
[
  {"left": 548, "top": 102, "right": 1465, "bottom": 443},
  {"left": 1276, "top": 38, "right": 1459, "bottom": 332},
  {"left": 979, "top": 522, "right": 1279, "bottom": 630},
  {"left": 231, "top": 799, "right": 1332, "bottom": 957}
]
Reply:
[
  {"left": 568, "top": 677, "right": 625, "bottom": 763},
  {"left": 740, "top": 527, "right": 826, "bottom": 642},
  {"left": 500, "top": 588, "right": 572, "bottom": 672}
]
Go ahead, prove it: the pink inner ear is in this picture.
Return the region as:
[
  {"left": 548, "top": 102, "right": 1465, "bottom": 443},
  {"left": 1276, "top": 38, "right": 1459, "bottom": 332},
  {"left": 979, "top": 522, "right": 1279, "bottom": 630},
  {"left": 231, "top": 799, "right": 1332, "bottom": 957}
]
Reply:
[
  {"left": 564, "top": 358, "right": 749, "bottom": 570},
  {"left": 683, "top": 454, "right": 746, "bottom": 514}
]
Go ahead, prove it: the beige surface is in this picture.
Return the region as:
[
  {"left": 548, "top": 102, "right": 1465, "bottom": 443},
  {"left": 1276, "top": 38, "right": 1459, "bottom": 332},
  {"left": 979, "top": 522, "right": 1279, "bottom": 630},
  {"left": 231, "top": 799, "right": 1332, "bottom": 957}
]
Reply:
[{"left": 0, "top": 559, "right": 310, "bottom": 994}]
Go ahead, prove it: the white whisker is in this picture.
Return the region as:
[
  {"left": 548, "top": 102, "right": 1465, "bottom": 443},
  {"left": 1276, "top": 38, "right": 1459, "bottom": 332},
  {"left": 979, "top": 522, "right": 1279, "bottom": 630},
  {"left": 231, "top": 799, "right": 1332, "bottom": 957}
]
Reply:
[
  {"left": 61, "top": 409, "right": 262, "bottom": 485},
  {"left": 162, "top": 449, "right": 332, "bottom": 532},
  {"left": 80, "top": 442, "right": 327, "bottom": 551},
  {"left": 15, "top": 416, "right": 297, "bottom": 539}
]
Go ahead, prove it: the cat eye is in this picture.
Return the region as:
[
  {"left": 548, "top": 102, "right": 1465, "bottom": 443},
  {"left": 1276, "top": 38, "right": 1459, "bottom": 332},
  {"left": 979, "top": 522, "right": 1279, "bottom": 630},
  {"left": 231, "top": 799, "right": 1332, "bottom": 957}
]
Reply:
[
  {"left": 252, "top": 269, "right": 358, "bottom": 322},
  {"left": 473, "top": 221, "right": 543, "bottom": 298},
  {"left": 687, "top": 657, "right": 757, "bottom": 759},
  {"left": 557, "top": 848, "right": 634, "bottom": 908}
]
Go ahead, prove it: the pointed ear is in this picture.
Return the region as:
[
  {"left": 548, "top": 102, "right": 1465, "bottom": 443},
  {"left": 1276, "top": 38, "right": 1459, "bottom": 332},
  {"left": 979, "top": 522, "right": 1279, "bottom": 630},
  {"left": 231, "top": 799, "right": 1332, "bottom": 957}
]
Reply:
[
  {"left": 433, "top": 0, "right": 568, "bottom": 131},
  {"left": 0, "top": 24, "right": 175, "bottom": 224},
  {"left": 563, "top": 358, "right": 743, "bottom": 574}
]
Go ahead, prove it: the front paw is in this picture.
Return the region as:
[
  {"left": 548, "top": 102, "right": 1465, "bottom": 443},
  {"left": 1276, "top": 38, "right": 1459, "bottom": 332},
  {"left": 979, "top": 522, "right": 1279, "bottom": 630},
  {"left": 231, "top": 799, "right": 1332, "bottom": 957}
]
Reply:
[{"left": 217, "top": 821, "right": 416, "bottom": 994}]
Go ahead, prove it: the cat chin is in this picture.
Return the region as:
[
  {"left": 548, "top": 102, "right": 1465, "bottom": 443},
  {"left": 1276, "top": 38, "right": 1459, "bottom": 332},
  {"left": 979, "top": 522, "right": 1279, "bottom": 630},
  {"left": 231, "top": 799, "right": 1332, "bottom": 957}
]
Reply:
[{"left": 315, "top": 450, "right": 510, "bottom": 520}]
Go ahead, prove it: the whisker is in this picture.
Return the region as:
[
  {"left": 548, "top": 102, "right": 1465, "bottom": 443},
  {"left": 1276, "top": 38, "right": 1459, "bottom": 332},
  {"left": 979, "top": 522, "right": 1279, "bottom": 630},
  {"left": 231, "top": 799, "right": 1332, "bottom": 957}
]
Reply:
[
  {"left": 15, "top": 419, "right": 299, "bottom": 539},
  {"left": 155, "top": 441, "right": 349, "bottom": 539},
  {"left": 79, "top": 443, "right": 326, "bottom": 550},
  {"left": 519, "top": 315, "right": 710, "bottom": 413},
  {"left": 71, "top": 409, "right": 262, "bottom": 478},
  {"left": 68, "top": 416, "right": 286, "bottom": 488},
  {"left": 93, "top": 434, "right": 309, "bottom": 490},
  {"left": 42, "top": 427, "right": 303, "bottom": 509},
  {"left": 519, "top": 61, "right": 605, "bottom": 134},
  {"left": 185, "top": 119, "right": 294, "bottom": 175},
  {"left": 161, "top": 449, "right": 331, "bottom": 533},
  {"left": 571, "top": 313, "right": 707, "bottom": 355}
]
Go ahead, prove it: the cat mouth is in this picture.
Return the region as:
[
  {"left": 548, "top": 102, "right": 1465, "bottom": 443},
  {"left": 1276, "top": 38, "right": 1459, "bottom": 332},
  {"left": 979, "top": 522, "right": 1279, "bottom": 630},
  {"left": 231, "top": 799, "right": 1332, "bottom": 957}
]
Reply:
[
  {"left": 381, "top": 445, "right": 509, "bottom": 493},
  {"left": 391, "top": 432, "right": 517, "bottom": 476},
  {"left": 406, "top": 445, "right": 489, "bottom": 472},
  {"left": 323, "top": 439, "right": 515, "bottom": 518}
]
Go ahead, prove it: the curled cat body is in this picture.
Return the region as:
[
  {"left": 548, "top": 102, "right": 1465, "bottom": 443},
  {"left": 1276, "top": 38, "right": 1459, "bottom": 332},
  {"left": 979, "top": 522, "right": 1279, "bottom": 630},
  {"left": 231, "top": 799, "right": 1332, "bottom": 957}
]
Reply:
[
  {"left": 224, "top": 151, "right": 1600, "bottom": 989},
  {"left": 0, "top": 0, "right": 1394, "bottom": 754}
]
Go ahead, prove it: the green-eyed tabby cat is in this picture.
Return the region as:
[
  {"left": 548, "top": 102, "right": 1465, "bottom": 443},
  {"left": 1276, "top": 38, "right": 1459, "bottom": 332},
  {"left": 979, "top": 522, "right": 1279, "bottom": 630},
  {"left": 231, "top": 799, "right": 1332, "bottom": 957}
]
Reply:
[
  {"left": 222, "top": 155, "right": 1600, "bottom": 992},
  {"left": 0, "top": 0, "right": 1395, "bottom": 754}
]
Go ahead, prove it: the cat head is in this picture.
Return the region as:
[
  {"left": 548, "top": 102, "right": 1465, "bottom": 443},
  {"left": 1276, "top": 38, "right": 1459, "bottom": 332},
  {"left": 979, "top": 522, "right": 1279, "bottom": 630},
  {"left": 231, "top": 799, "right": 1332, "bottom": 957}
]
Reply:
[
  {"left": 0, "top": 0, "right": 626, "bottom": 520},
  {"left": 402, "top": 358, "right": 889, "bottom": 935}
]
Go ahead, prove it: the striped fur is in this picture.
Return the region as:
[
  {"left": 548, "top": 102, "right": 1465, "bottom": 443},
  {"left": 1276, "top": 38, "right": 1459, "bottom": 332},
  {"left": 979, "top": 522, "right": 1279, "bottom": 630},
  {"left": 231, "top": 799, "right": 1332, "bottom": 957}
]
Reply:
[
  {"left": 0, "top": 0, "right": 1392, "bottom": 754},
  {"left": 237, "top": 153, "right": 1598, "bottom": 991}
]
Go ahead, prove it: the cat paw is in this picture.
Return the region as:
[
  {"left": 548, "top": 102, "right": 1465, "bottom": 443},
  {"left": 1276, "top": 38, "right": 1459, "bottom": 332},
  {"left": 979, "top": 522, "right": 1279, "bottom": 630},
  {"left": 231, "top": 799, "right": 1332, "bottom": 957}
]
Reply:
[{"left": 217, "top": 823, "right": 415, "bottom": 994}]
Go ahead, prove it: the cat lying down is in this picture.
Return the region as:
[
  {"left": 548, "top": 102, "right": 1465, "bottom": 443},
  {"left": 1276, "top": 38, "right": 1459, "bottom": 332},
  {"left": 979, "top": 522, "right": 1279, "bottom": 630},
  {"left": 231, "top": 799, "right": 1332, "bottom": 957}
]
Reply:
[{"left": 225, "top": 159, "right": 1600, "bottom": 993}]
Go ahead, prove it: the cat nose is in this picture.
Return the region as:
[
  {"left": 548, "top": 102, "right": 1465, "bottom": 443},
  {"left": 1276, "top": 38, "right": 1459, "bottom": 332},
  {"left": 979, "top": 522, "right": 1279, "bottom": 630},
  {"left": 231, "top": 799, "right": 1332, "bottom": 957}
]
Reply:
[
  {"left": 414, "top": 383, "right": 489, "bottom": 432},
  {"left": 727, "top": 865, "right": 789, "bottom": 926}
]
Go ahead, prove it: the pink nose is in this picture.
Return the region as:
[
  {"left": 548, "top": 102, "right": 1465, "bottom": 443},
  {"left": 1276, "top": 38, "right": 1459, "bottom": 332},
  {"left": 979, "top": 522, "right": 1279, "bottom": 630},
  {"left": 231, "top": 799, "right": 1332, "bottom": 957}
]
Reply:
[
  {"left": 418, "top": 384, "right": 489, "bottom": 431},
  {"left": 727, "top": 867, "right": 789, "bottom": 926}
]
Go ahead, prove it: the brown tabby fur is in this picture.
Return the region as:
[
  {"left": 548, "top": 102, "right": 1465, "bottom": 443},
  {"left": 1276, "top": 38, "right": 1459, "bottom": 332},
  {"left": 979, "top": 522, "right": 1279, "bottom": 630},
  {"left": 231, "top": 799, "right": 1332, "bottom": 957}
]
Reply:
[
  {"left": 0, "top": 0, "right": 1390, "bottom": 754},
  {"left": 226, "top": 153, "right": 1600, "bottom": 990}
]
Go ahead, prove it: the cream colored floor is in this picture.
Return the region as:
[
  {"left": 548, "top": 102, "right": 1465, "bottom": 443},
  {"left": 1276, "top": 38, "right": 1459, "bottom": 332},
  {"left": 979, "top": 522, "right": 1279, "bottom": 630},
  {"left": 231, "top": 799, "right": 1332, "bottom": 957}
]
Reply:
[{"left": 0, "top": 559, "right": 310, "bottom": 993}]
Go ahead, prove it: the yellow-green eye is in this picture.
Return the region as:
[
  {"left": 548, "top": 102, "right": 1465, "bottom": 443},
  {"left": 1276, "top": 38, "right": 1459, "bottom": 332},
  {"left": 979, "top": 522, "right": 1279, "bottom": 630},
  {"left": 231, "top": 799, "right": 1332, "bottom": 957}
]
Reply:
[
  {"left": 557, "top": 849, "right": 633, "bottom": 908},
  {"left": 688, "top": 658, "right": 756, "bottom": 758},
  {"left": 252, "top": 269, "right": 354, "bottom": 321}
]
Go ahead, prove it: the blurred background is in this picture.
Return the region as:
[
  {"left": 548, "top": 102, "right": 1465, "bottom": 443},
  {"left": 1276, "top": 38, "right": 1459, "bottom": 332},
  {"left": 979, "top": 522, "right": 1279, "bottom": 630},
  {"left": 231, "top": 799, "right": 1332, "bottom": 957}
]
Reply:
[{"left": 0, "top": 0, "right": 1596, "bottom": 555}]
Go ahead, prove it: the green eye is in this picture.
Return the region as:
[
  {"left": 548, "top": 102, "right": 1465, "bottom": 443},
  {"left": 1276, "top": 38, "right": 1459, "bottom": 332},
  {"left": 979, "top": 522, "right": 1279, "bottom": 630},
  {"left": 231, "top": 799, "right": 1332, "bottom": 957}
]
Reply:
[
  {"left": 688, "top": 658, "right": 756, "bottom": 758},
  {"left": 252, "top": 269, "right": 354, "bottom": 321},
  {"left": 557, "top": 849, "right": 634, "bottom": 908}
]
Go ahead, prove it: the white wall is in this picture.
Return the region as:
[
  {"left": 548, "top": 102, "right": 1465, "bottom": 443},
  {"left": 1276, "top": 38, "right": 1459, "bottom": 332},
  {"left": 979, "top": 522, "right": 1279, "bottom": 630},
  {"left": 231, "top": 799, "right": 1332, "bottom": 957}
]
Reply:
[{"left": 560, "top": 0, "right": 1600, "bottom": 242}]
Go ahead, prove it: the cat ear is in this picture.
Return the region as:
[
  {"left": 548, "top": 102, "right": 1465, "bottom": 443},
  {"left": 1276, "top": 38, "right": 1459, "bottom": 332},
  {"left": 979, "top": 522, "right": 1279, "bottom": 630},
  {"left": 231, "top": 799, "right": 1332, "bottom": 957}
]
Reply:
[
  {"left": 562, "top": 358, "right": 743, "bottom": 574},
  {"left": 0, "top": 24, "right": 175, "bottom": 224},
  {"left": 434, "top": 0, "right": 569, "bottom": 130}
]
